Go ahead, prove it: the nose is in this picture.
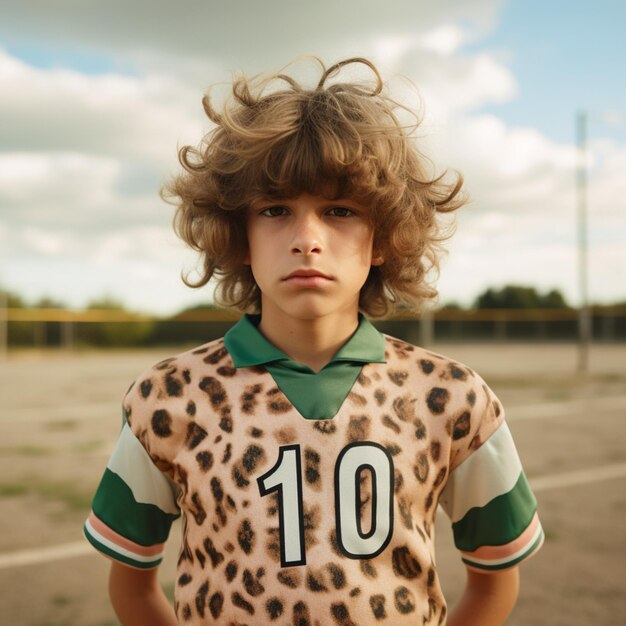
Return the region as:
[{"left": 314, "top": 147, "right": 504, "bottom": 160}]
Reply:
[{"left": 290, "top": 213, "right": 323, "bottom": 256}]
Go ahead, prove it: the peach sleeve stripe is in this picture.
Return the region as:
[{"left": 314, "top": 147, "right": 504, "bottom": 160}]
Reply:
[
  {"left": 464, "top": 535, "right": 544, "bottom": 573},
  {"left": 461, "top": 513, "right": 542, "bottom": 563},
  {"left": 88, "top": 511, "right": 165, "bottom": 557}
]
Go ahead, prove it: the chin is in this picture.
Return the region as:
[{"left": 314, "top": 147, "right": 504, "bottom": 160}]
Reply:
[
  {"left": 283, "top": 300, "right": 359, "bottom": 322},
  {"left": 284, "top": 306, "right": 332, "bottom": 321}
]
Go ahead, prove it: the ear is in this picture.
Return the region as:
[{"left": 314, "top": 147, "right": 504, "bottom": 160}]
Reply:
[
  {"left": 243, "top": 251, "right": 251, "bottom": 265},
  {"left": 371, "top": 254, "right": 384, "bottom": 266}
]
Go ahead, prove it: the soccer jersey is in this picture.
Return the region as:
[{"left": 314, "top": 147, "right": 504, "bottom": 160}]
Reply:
[{"left": 84, "top": 314, "right": 543, "bottom": 625}]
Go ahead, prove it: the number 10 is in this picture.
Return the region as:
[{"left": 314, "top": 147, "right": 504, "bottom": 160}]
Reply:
[{"left": 257, "top": 442, "right": 394, "bottom": 567}]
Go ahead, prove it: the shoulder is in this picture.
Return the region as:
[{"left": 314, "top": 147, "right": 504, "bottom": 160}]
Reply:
[
  {"left": 382, "top": 333, "right": 494, "bottom": 395},
  {"left": 121, "top": 336, "right": 233, "bottom": 424},
  {"left": 381, "top": 334, "right": 503, "bottom": 453}
]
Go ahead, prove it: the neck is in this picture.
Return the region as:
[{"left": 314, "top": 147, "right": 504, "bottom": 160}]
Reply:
[{"left": 258, "top": 304, "right": 360, "bottom": 373}]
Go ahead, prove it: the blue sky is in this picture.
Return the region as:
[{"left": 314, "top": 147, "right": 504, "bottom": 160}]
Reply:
[
  {"left": 6, "top": 1, "right": 625, "bottom": 145},
  {"left": 470, "top": 0, "right": 626, "bottom": 143},
  {"left": 0, "top": 0, "right": 624, "bottom": 314},
  {"left": 4, "top": 40, "right": 138, "bottom": 76}
]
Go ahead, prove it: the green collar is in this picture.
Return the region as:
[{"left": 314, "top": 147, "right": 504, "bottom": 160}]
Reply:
[{"left": 224, "top": 312, "right": 386, "bottom": 370}]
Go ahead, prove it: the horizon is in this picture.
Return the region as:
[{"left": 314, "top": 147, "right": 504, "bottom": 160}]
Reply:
[{"left": 3, "top": 284, "right": 625, "bottom": 317}]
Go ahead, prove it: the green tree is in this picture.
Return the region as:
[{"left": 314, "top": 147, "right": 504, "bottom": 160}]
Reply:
[
  {"left": 474, "top": 285, "right": 569, "bottom": 309},
  {"left": 0, "top": 288, "right": 32, "bottom": 346},
  {"left": 33, "top": 296, "right": 66, "bottom": 308},
  {"left": 0, "top": 288, "right": 26, "bottom": 308},
  {"left": 81, "top": 295, "right": 153, "bottom": 347},
  {"left": 86, "top": 295, "right": 126, "bottom": 310},
  {"left": 439, "top": 301, "right": 463, "bottom": 311},
  {"left": 540, "top": 289, "right": 568, "bottom": 308}
]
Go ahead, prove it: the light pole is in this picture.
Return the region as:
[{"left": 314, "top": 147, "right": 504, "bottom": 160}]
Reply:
[
  {"left": 0, "top": 286, "right": 7, "bottom": 360},
  {"left": 576, "top": 111, "right": 591, "bottom": 375}
]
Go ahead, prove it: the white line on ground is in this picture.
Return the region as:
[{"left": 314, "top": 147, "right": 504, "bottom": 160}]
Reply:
[
  {"left": 1, "top": 462, "right": 625, "bottom": 570},
  {"left": 0, "top": 403, "right": 116, "bottom": 424},
  {"left": 529, "top": 462, "right": 626, "bottom": 492},
  {"left": 0, "top": 540, "right": 93, "bottom": 570},
  {"left": 507, "top": 396, "right": 626, "bottom": 421}
]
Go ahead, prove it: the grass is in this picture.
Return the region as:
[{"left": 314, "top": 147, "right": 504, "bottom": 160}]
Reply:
[
  {"left": 35, "top": 480, "right": 93, "bottom": 511},
  {"left": 44, "top": 420, "right": 78, "bottom": 431},
  {"left": 0, "top": 440, "right": 105, "bottom": 456},
  {"left": 490, "top": 372, "right": 626, "bottom": 388},
  {"left": 0, "top": 483, "right": 29, "bottom": 497},
  {"left": 71, "top": 439, "right": 106, "bottom": 454},
  {"left": 0, "top": 477, "right": 92, "bottom": 512},
  {"left": 542, "top": 527, "right": 558, "bottom": 542},
  {"left": 163, "top": 581, "right": 175, "bottom": 602},
  {"left": 0, "top": 445, "right": 53, "bottom": 456},
  {"left": 51, "top": 594, "right": 72, "bottom": 608},
  {"left": 544, "top": 388, "right": 574, "bottom": 402}
]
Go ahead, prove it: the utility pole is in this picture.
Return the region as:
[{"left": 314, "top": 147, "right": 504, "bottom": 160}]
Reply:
[
  {"left": 576, "top": 111, "right": 591, "bottom": 374},
  {"left": 420, "top": 308, "right": 434, "bottom": 346},
  {"left": 0, "top": 287, "right": 7, "bottom": 360}
]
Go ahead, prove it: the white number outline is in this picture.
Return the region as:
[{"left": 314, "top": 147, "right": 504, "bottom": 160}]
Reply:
[
  {"left": 257, "top": 442, "right": 394, "bottom": 567},
  {"left": 334, "top": 441, "right": 395, "bottom": 559},
  {"left": 256, "top": 444, "right": 306, "bottom": 566}
]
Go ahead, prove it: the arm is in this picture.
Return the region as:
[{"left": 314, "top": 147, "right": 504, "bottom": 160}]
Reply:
[
  {"left": 447, "top": 566, "right": 520, "bottom": 626},
  {"left": 109, "top": 561, "right": 178, "bottom": 626}
]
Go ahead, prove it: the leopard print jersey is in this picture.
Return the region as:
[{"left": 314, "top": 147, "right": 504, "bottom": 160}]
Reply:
[{"left": 123, "top": 335, "right": 503, "bottom": 625}]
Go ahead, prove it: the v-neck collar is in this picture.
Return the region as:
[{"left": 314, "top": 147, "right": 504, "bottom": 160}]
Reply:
[
  {"left": 223, "top": 313, "right": 386, "bottom": 419},
  {"left": 224, "top": 312, "right": 385, "bottom": 370}
]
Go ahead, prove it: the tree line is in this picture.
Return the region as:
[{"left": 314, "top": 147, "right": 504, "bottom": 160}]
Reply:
[
  {"left": 0, "top": 284, "right": 610, "bottom": 313},
  {"left": 2, "top": 285, "right": 624, "bottom": 347}
]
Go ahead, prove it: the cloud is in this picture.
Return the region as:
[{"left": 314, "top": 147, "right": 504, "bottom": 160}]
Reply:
[
  {"left": 0, "top": 151, "right": 164, "bottom": 235},
  {"left": 431, "top": 114, "right": 577, "bottom": 204},
  {"left": 419, "top": 24, "right": 468, "bottom": 56},
  {"left": 431, "top": 120, "right": 626, "bottom": 307},
  {"left": 1, "top": 0, "right": 624, "bottom": 312},
  {"left": 0, "top": 48, "right": 203, "bottom": 164},
  {"left": 0, "top": 0, "right": 503, "bottom": 67},
  {"left": 21, "top": 228, "right": 70, "bottom": 256},
  {"left": 0, "top": 151, "right": 120, "bottom": 207}
]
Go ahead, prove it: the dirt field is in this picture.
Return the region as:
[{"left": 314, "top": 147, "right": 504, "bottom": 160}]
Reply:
[{"left": 1, "top": 341, "right": 624, "bottom": 625}]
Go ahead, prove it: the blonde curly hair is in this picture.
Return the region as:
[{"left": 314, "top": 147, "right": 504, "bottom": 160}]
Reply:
[{"left": 161, "top": 57, "right": 465, "bottom": 318}]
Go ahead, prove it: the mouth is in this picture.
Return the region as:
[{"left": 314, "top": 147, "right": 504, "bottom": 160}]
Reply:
[{"left": 283, "top": 269, "right": 333, "bottom": 280}]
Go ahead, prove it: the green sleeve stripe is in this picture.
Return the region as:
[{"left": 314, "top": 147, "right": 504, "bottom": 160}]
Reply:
[
  {"left": 83, "top": 524, "right": 162, "bottom": 569},
  {"left": 462, "top": 527, "right": 545, "bottom": 571},
  {"left": 92, "top": 468, "right": 179, "bottom": 545},
  {"left": 452, "top": 472, "right": 537, "bottom": 552}
]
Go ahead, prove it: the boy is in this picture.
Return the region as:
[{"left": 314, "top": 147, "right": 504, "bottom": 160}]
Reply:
[{"left": 84, "top": 57, "right": 543, "bottom": 625}]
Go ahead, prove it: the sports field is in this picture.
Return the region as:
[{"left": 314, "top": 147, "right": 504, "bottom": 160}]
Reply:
[{"left": 1, "top": 341, "right": 624, "bottom": 625}]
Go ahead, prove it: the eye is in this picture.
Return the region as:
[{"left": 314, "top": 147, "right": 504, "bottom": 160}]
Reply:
[
  {"left": 327, "top": 206, "right": 356, "bottom": 218},
  {"left": 260, "top": 205, "right": 289, "bottom": 217}
]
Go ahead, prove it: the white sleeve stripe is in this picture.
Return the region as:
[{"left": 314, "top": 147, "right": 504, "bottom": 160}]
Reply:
[
  {"left": 439, "top": 421, "right": 523, "bottom": 523},
  {"left": 84, "top": 518, "right": 164, "bottom": 564},
  {"left": 462, "top": 523, "right": 544, "bottom": 567},
  {"left": 107, "top": 423, "right": 179, "bottom": 515}
]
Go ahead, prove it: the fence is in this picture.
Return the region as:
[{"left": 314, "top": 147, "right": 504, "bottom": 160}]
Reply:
[{"left": 1, "top": 306, "right": 625, "bottom": 356}]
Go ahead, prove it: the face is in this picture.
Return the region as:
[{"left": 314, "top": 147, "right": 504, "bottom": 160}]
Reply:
[{"left": 244, "top": 193, "right": 383, "bottom": 322}]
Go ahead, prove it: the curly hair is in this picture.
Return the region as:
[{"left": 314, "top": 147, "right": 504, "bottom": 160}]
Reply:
[{"left": 161, "top": 57, "right": 466, "bottom": 318}]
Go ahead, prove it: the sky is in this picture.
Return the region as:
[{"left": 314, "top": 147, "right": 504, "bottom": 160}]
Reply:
[{"left": 0, "top": 0, "right": 625, "bottom": 316}]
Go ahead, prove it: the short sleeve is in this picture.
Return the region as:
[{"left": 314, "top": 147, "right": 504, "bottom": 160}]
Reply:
[
  {"left": 83, "top": 406, "right": 181, "bottom": 570},
  {"left": 439, "top": 391, "right": 544, "bottom": 573}
]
